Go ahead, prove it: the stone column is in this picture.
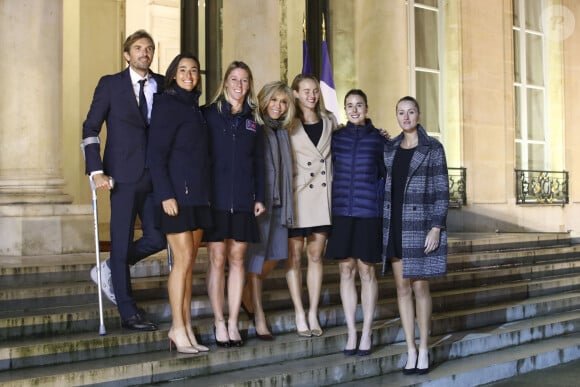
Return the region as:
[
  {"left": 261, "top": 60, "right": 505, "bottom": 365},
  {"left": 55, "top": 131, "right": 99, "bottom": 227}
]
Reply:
[
  {"left": 0, "top": 0, "right": 92, "bottom": 255},
  {"left": 222, "top": 0, "right": 281, "bottom": 87}
]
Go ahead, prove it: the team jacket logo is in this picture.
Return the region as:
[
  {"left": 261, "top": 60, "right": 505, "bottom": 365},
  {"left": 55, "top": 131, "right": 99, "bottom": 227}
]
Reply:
[{"left": 245, "top": 119, "right": 257, "bottom": 132}]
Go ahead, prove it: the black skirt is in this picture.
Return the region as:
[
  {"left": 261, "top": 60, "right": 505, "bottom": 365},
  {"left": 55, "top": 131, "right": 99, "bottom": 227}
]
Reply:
[
  {"left": 155, "top": 205, "right": 213, "bottom": 234},
  {"left": 202, "top": 210, "right": 260, "bottom": 243},
  {"left": 325, "top": 216, "right": 382, "bottom": 263},
  {"left": 288, "top": 225, "right": 332, "bottom": 238}
]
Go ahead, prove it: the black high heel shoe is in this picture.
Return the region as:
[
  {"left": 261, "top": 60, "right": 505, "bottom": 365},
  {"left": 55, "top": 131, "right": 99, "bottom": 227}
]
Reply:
[
  {"left": 253, "top": 318, "right": 274, "bottom": 341},
  {"left": 213, "top": 325, "right": 230, "bottom": 348},
  {"left": 402, "top": 354, "right": 418, "bottom": 375},
  {"left": 228, "top": 325, "right": 244, "bottom": 347},
  {"left": 357, "top": 348, "right": 371, "bottom": 356},
  {"left": 357, "top": 334, "right": 373, "bottom": 356},
  {"left": 416, "top": 354, "right": 430, "bottom": 375}
]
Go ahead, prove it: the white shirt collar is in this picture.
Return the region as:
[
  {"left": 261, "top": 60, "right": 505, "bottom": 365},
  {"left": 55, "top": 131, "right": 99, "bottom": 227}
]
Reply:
[{"left": 128, "top": 67, "right": 150, "bottom": 84}]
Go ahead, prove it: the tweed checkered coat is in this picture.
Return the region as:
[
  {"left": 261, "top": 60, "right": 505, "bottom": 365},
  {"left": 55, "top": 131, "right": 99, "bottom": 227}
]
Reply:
[{"left": 382, "top": 125, "right": 449, "bottom": 278}]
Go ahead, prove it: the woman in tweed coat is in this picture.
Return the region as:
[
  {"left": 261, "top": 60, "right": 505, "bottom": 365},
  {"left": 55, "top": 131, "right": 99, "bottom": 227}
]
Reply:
[{"left": 383, "top": 96, "right": 449, "bottom": 375}]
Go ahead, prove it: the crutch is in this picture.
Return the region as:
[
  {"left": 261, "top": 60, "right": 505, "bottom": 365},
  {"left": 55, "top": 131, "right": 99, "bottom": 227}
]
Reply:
[
  {"left": 89, "top": 175, "right": 112, "bottom": 336},
  {"left": 80, "top": 137, "right": 109, "bottom": 336},
  {"left": 167, "top": 243, "right": 173, "bottom": 271}
]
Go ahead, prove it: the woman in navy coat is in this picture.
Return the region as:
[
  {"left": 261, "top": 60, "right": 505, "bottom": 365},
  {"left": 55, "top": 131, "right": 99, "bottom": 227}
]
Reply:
[
  {"left": 383, "top": 96, "right": 449, "bottom": 375},
  {"left": 326, "top": 89, "right": 386, "bottom": 356},
  {"left": 148, "top": 53, "right": 212, "bottom": 354},
  {"left": 203, "top": 61, "right": 266, "bottom": 347}
]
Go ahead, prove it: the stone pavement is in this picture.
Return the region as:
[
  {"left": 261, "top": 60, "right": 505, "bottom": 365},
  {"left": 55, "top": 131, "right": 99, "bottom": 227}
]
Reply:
[{"left": 484, "top": 357, "right": 580, "bottom": 387}]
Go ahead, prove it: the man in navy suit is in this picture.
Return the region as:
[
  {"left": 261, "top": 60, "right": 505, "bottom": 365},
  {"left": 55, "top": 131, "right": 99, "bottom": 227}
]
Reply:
[{"left": 81, "top": 30, "right": 166, "bottom": 331}]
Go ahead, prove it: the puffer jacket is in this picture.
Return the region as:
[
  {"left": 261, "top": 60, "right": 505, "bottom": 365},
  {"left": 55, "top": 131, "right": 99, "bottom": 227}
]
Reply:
[{"left": 331, "top": 119, "right": 386, "bottom": 218}]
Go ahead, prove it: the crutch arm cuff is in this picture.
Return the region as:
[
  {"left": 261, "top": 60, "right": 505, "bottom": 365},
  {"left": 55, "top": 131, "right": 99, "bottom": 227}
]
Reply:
[{"left": 90, "top": 170, "right": 104, "bottom": 178}]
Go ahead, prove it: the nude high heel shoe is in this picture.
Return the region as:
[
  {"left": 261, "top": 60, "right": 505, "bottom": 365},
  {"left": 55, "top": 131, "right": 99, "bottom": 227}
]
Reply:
[
  {"left": 168, "top": 328, "right": 199, "bottom": 354},
  {"left": 186, "top": 326, "right": 209, "bottom": 352}
]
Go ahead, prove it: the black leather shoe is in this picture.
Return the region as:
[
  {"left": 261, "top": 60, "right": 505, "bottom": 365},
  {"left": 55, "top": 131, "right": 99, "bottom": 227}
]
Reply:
[
  {"left": 121, "top": 313, "right": 158, "bottom": 331},
  {"left": 229, "top": 339, "right": 244, "bottom": 347}
]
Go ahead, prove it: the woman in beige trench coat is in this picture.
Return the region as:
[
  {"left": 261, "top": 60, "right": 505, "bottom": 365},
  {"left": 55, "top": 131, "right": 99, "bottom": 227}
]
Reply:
[{"left": 286, "top": 73, "right": 337, "bottom": 337}]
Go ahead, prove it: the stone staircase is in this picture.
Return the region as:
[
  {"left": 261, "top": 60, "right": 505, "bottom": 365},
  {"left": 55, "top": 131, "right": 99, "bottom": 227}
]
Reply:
[{"left": 0, "top": 233, "right": 579, "bottom": 386}]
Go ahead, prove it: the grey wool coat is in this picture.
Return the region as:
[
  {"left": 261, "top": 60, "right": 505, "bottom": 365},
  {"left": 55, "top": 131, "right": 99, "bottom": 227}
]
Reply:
[
  {"left": 246, "top": 121, "right": 295, "bottom": 274},
  {"left": 382, "top": 125, "right": 449, "bottom": 278}
]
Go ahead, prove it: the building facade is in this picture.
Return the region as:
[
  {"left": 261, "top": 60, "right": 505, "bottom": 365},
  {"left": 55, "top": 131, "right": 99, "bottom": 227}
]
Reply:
[{"left": 1, "top": 0, "right": 579, "bottom": 255}]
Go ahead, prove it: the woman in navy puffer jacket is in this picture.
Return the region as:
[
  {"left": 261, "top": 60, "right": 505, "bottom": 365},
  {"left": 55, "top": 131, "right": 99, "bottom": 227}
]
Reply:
[{"left": 326, "top": 89, "right": 387, "bottom": 356}]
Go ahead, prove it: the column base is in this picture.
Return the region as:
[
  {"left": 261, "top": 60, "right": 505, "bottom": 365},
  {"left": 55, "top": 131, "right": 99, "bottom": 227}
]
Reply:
[{"left": 0, "top": 204, "right": 94, "bottom": 256}]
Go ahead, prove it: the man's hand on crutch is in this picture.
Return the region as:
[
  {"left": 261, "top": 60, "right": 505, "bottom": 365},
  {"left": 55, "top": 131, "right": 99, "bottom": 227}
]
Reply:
[{"left": 91, "top": 173, "right": 115, "bottom": 190}]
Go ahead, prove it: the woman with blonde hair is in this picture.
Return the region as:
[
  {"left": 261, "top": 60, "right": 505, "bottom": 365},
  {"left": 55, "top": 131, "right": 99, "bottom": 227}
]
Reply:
[
  {"left": 203, "top": 61, "right": 265, "bottom": 347},
  {"left": 242, "top": 81, "right": 296, "bottom": 340},
  {"left": 286, "top": 73, "right": 337, "bottom": 337},
  {"left": 384, "top": 96, "right": 449, "bottom": 374}
]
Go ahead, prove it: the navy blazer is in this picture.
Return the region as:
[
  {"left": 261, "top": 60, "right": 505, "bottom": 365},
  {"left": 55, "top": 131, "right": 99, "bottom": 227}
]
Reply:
[
  {"left": 147, "top": 86, "right": 211, "bottom": 206},
  {"left": 203, "top": 100, "right": 265, "bottom": 213},
  {"left": 82, "top": 67, "right": 164, "bottom": 183}
]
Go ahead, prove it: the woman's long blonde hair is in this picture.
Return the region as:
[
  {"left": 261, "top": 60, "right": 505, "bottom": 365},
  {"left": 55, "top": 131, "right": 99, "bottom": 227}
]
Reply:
[
  {"left": 290, "top": 73, "right": 332, "bottom": 123},
  {"left": 256, "top": 81, "right": 296, "bottom": 129},
  {"left": 210, "top": 60, "right": 258, "bottom": 114}
]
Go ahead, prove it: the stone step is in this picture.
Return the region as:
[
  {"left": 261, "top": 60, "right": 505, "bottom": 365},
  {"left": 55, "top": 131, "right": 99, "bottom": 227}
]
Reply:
[
  {"left": 2, "top": 262, "right": 580, "bottom": 319},
  {"left": 1, "top": 304, "right": 578, "bottom": 387},
  {"left": 0, "top": 232, "right": 574, "bottom": 287},
  {"left": 5, "top": 308, "right": 571, "bottom": 387},
  {"left": 479, "top": 358, "right": 580, "bottom": 387},
  {"left": 335, "top": 333, "right": 580, "bottom": 387},
  {"left": 2, "top": 286, "right": 579, "bottom": 373},
  {"left": 0, "top": 252, "right": 171, "bottom": 287},
  {"left": 182, "top": 314, "right": 580, "bottom": 387},
  {"left": 0, "top": 262, "right": 338, "bottom": 310},
  {"left": 2, "top": 244, "right": 580, "bottom": 312},
  {"left": 447, "top": 244, "right": 580, "bottom": 271},
  {"left": 0, "top": 232, "right": 577, "bottom": 386},
  {"left": 2, "top": 259, "right": 579, "bottom": 341},
  {"left": 446, "top": 232, "right": 573, "bottom": 254}
]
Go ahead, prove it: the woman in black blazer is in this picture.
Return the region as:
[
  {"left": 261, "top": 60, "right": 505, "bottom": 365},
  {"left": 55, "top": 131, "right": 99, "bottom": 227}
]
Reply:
[{"left": 148, "top": 53, "right": 212, "bottom": 354}]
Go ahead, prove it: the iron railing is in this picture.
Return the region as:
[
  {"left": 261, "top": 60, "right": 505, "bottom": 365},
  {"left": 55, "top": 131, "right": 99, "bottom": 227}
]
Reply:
[
  {"left": 448, "top": 167, "right": 467, "bottom": 208},
  {"left": 515, "top": 169, "right": 569, "bottom": 205}
]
